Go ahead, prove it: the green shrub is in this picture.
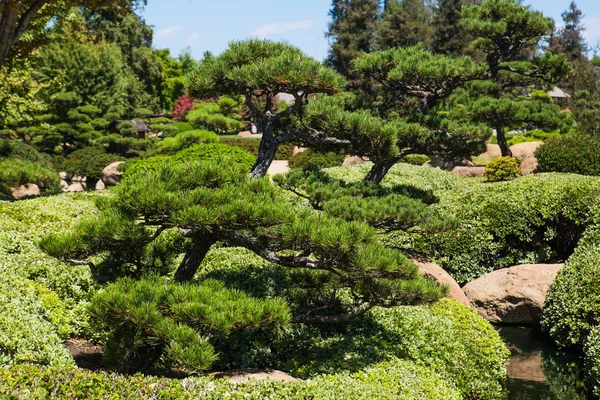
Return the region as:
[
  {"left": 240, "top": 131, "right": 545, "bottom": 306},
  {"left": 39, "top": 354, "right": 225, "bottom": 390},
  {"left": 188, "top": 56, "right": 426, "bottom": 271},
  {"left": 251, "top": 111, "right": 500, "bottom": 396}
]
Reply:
[
  {"left": 400, "top": 154, "right": 430, "bottom": 165},
  {"left": 220, "top": 137, "right": 295, "bottom": 160},
  {"left": 152, "top": 130, "right": 218, "bottom": 155},
  {"left": 63, "top": 147, "right": 121, "bottom": 181},
  {"left": 288, "top": 149, "right": 345, "bottom": 169},
  {"left": 484, "top": 156, "right": 520, "bottom": 181},
  {"left": 507, "top": 135, "right": 544, "bottom": 146},
  {"left": 0, "top": 360, "right": 461, "bottom": 399},
  {"left": 585, "top": 326, "right": 600, "bottom": 398},
  {"left": 0, "top": 158, "right": 60, "bottom": 197},
  {"left": 542, "top": 222, "right": 600, "bottom": 348},
  {"left": 535, "top": 134, "right": 600, "bottom": 176},
  {"left": 0, "top": 274, "right": 74, "bottom": 366}
]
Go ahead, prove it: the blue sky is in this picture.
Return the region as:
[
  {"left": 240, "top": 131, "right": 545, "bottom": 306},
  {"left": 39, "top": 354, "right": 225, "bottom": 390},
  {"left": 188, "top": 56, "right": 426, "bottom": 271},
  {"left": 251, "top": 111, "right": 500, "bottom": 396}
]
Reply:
[{"left": 142, "top": 0, "right": 600, "bottom": 62}]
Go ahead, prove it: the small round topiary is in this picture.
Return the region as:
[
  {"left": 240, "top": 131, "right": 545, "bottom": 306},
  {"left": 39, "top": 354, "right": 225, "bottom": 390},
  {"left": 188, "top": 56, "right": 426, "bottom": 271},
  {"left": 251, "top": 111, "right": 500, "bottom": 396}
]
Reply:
[
  {"left": 535, "top": 134, "right": 600, "bottom": 176},
  {"left": 484, "top": 156, "right": 521, "bottom": 181}
]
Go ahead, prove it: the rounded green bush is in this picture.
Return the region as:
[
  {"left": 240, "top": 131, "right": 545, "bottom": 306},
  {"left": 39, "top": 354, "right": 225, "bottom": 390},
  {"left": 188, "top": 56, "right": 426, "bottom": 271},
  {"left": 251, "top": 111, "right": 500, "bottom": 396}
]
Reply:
[
  {"left": 535, "top": 134, "right": 600, "bottom": 176},
  {"left": 484, "top": 156, "right": 521, "bottom": 181},
  {"left": 400, "top": 154, "right": 431, "bottom": 166},
  {"left": 288, "top": 149, "right": 345, "bottom": 169},
  {"left": 585, "top": 326, "right": 600, "bottom": 398},
  {"left": 152, "top": 130, "right": 219, "bottom": 155},
  {"left": 63, "top": 147, "right": 121, "bottom": 181}
]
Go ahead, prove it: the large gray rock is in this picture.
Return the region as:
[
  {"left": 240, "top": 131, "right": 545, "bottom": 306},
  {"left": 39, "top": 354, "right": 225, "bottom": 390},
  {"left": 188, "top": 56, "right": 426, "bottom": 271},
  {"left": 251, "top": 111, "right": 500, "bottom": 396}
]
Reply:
[
  {"left": 102, "top": 161, "right": 125, "bottom": 186},
  {"left": 413, "top": 260, "right": 470, "bottom": 307},
  {"left": 208, "top": 369, "right": 300, "bottom": 383},
  {"left": 478, "top": 144, "right": 502, "bottom": 159},
  {"left": 10, "top": 183, "right": 40, "bottom": 200},
  {"left": 463, "top": 264, "right": 563, "bottom": 326},
  {"left": 519, "top": 156, "right": 539, "bottom": 176},
  {"left": 66, "top": 182, "right": 85, "bottom": 192}
]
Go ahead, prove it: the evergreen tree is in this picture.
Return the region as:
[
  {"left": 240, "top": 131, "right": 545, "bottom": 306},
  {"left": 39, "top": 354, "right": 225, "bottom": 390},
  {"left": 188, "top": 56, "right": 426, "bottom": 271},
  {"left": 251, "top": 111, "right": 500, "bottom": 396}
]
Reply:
[
  {"left": 558, "top": 1, "right": 587, "bottom": 62},
  {"left": 186, "top": 40, "right": 347, "bottom": 178},
  {"left": 376, "top": 0, "right": 434, "bottom": 50},
  {"left": 326, "top": 0, "right": 379, "bottom": 88},
  {"left": 431, "top": 0, "right": 474, "bottom": 56},
  {"left": 461, "top": 0, "right": 572, "bottom": 156}
]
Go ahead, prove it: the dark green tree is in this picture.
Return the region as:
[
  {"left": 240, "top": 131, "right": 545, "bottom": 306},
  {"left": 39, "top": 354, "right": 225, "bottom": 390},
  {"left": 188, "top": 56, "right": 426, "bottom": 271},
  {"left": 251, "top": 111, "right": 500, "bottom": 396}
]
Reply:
[
  {"left": 376, "top": 0, "right": 434, "bottom": 50},
  {"left": 461, "top": 0, "right": 573, "bottom": 156},
  {"left": 185, "top": 40, "right": 347, "bottom": 178},
  {"left": 326, "top": 0, "right": 379, "bottom": 88},
  {"left": 431, "top": 0, "right": 474, "bottom": 56}
]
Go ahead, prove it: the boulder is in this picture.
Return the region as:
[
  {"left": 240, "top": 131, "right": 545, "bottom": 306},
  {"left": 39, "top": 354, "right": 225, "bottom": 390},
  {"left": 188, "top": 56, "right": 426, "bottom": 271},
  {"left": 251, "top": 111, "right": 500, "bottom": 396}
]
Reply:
[
  {"left": 509, "top": 142, "right": 543, "bottom": 161},
  {"left": 10, "top": 183, "right": 40, "bottom": 200},
  {"left": 95, "top": 180, "right": 106, "bottom": 190},
  {"left": 520, "top": 156, "right": 538, "bottom": 176},
  {"left": 237, "top": 130, "right": 253, "bottom": 138},
  {"left": 66, "top": 182, "right": 85, "bottom": 193},
  {"left": 451, "top": 166, "right": 486, "bottom": 177},
  {"left": 208, "top": 369, "right": 300, "bottom": 383},
  {"left": 102, "top": 161, "right": 125, "bottom": 186},
  {"left": 413, "top": 260, "right": 470, "bottom": 306},
  {"left": 342, "top": 156, "right": 369, "bottom": 167},
  {"left": 59, "top": 180, "right": 69, "bottom": 190},
  {"left": 478, "top": 144, "right": 502, "bottom": 159},
  {"left": 462, "top": 264, "right": 563, "bottom": 326},
  {"left": 59, "top": 171, "right": 69, "bottom": 180},
  {"left": 71, "top": 175, "right": 86, "bottom": 182}
]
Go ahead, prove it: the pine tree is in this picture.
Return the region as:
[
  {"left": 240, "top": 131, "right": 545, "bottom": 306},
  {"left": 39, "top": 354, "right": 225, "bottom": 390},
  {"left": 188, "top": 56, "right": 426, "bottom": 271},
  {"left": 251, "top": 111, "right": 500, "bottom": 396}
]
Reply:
[
  {"left": 558, "top": 1, "right": 587, "bottom": 62},
  {"left": 461, "top": 0, "right": 573, "bottom": 156},
  {"left": 376, "top": 0, "right": 434, "bottom": 50},
  {"left": 431, "top": 0, "right": 474, "bottom": 56},
  {"left": 326, "top": 0, "right": 380, "bottom": 88},
  {"left": 185, "top": 40, "right": 347, "bottom": 178}
]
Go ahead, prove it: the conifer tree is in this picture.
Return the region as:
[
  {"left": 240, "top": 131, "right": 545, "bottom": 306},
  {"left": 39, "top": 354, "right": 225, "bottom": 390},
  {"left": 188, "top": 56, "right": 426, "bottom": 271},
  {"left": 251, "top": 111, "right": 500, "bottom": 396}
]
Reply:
[
  {"left": 326, "top": 0, "right": 379, "bottom": 88},
  {"left": 185, "top": 40, "right": 347, "bottom": 178},
  {"left": 461, "top": 0, "right": 573, "bottom": 156},
  {"left": 376, "top": 0, "right": 434, "bottom": 50},
  {"left": 431, "top": 0, "right": 474, "bottom": 56}
]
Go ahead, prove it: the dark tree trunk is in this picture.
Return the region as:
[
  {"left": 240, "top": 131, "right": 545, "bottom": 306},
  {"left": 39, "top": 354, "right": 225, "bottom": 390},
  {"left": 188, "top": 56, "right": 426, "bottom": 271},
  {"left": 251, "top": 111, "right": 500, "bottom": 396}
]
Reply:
[
  {"left": 496, "top": 124, "right": 512, "bottom": 157},
  {"left": 174, "top": 235, "right": 216, "bottom": 282},
  {"left": 364, "top": 158, "right": 398, "bottom": 184},
  {"left": 249, "top": 117, "right": 279, "bottom": 179}
]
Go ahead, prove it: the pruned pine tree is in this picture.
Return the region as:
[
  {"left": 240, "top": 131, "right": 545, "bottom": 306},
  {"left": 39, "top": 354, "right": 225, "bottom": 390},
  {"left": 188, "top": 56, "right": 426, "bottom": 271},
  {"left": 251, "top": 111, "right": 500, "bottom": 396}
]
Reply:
[
  {"left": 185, "top": 40, "right": 346, "bottom": 178},
  {"left": 351, "top": 46, "right": 489, "bottom": 182},
  {"left": 41, "top": 154, "right": 446, "bottom": 327},
  {"left": 461, "top": 0, "right": 573, "bottom": 156}
]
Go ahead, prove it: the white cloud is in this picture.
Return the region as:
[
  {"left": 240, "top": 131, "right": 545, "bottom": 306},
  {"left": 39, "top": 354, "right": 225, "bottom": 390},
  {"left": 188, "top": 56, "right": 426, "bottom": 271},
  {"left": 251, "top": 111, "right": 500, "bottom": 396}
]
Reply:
[
  {"left": 156, "top": 26, "right": 184, "bottom": 38},
  {"left": 252, "top": 20, "right": 314, "bottom": 37},
  {"left": 583, "top": 18, "right": 600, "bottom": 45},
  {"left": 185, "top": 33, "right": 201, "bottom": 46}
]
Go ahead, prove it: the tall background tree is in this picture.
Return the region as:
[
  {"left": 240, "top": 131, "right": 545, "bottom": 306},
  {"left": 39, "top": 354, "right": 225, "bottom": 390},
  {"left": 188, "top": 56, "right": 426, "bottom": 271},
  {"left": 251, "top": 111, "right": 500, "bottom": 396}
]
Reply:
[
  {"left": 431, "top": 0, "right": 475, "bottom": 56},
  {"left": 376, "top": 0, "right": 433, "bottom": 50}
]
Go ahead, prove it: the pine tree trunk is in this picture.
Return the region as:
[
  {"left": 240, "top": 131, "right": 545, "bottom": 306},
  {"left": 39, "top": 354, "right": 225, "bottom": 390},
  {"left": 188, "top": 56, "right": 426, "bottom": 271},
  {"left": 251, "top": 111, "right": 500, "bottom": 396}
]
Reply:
[
  {"left": 364, "top": 158, "right": 398, "bottom": 184},
  {"left": 249, "top": 117, "right": 278, "bottom": 179},
  {"left": 496, "top": 125, "right": 512, "bottom": 157},
  {"left": 174, "top": 235, "right": 216, "bottom": 282}
]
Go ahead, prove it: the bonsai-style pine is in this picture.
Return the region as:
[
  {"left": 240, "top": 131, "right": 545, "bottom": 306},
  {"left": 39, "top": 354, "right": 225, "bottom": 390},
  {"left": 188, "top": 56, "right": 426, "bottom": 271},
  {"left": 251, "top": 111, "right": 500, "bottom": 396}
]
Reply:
[
  {"left": 185, "top": 39, "right": 347, "bottom": 178},
  {"left": 461, "top": 0, "right": 572, "bottom": 156}
]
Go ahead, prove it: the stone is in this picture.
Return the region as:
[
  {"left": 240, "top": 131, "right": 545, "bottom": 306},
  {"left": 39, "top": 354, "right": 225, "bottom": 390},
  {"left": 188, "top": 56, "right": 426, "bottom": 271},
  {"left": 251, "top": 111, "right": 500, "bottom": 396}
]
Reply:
[
  {"left": 208, "top": 369, "right": 300, "bottom": 383},
  {"left": 71, "top": 175, "right": 86, "bottom": 182},
  {"left": 66, "top": 182, "right": 85, "bottom": 193},
  {"left": 413, "top": 260, "right": 470, "bottom": 307},
  {"left": 10, "top": 183, "right": 40, "bottom": 200},
  {"left": 237, "top": 130, "right": 253, "bottom": 137},
  {"left": 479, "top": 144, "right": 502, "bottom": 159},
  {"left": 60, "top": 180, "right": 69, "bottom": 190},
  {"left": 102, "top": 161, "right": 125, "bottom": 186},
  {"left": 520, "top": 156, "right": 538, "bottom": 176},
  {"left": 462, "top": 264, "right": 563, "bottom": 326},
  {"left": 509, "top": 142, "right": 543, "bottom": 161},
  {"left": 95, "top": 180, "right": 106, "bottom": 190},
  {"left": 59, "top": 171, "right": 69, "bottom": 180},
  {"left": 451, "top": 166, "right": 486, "bottom": 177},
  {"left": 342, "top": 156, "right": 369, "bottom": 167}
]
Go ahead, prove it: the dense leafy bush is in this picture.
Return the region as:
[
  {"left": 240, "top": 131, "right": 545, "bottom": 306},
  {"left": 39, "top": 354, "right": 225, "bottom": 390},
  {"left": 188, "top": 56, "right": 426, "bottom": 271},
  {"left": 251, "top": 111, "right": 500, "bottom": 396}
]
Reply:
[
  {"left": 220, "top": 137, "right": 295, "bottom": 160},
  {"left": 92, "top": 277, "right": 290, "bottom": 374},
  {"left": 585, "top": 326, "right": 600, "bottom": 398},
  {"left": 151, "top": 130, "right": 219, "bottom": 155},
  {"left": 484, "top": 156, "right": 520, "bottom": 181},
  {"left": 0, "top": 361, "right": 461, "bottom": 399},
  {"left": 63, "top": 147, "right": 121, "bottom": 181},
  {"left": 288, "top": 149, "right": 345, "bottom": 169},
  {"left": 535, "top": 134, "right": 600, "bottom": 176},
  {"left": 400, "top": 154, "right": 430, "bottom": 165},
  {"left": 0, "top": 158, "right": 60, "bottom": 197}
]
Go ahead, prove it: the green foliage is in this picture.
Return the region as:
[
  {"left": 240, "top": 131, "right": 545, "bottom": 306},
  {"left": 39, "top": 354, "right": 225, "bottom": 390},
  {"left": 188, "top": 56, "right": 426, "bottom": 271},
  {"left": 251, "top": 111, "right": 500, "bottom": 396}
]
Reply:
[
  {"left": 63, "top": 147, "right": 121, "bottom": 180},
  {"left": 92, "top": 277, "right": 290, "bottom": 374},
  {"left": 585, "top": 326, "right": 600, "bottom": 398},
  {"left": 288, "top": 149, "right": 345, "bottom": 169},
  {"left": 535, "top": 134, "right": 600, "bottom": 176},
  {"left": 484, "top": 156, "right": 521, "bottom": 181},
  {"left": 186, "top": 96, "right": 245, "bottom": 135},
  {"left": 151, "top": 130, "right": 219, "bottom": 155}
]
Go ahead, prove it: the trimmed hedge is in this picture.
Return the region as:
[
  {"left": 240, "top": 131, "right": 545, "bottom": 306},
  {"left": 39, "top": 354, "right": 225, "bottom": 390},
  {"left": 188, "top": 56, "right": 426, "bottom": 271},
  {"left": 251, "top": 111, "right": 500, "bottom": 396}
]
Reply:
[
  {"left": 535, "top": 134, "right": 600, "bottom": 176},
  {"left": 220, "top": 137, "right": 295, "bottom": 160},
  {"left": 63, "top": 147, "right": 121, "bottom": 181},
  {"left": 0, "top": 361, "right": 461, "bottom": 399},
  {"left": 585, "top": 326, "right": 600, "bottom": 398},
  {"left": 288, "top": 149, "right": 345, "bottom": 169}
]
